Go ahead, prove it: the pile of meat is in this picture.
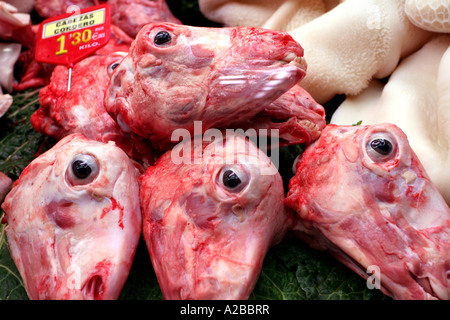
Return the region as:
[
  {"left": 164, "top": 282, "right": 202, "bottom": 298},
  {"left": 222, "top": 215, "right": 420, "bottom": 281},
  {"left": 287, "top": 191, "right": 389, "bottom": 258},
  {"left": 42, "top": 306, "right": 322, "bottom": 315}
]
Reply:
[{"left": 0, "top": 0, "right": 449, "bottom": 300}]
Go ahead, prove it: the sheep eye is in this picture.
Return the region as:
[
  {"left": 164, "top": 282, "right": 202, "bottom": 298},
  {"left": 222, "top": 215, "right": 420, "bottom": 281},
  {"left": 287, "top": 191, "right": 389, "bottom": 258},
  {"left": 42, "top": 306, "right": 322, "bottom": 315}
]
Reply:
[
  {"left": 366, "top": 135, "right": 396, "bottom": 163},
  {"left": 109, "top": 62, "right": 120, "bottom": 71},
  {"left": 370, "top": 138, "right": 393, "bottom": 155},
  {"left": 67, "top": 154, "right": 99, "bottom": 186},
  {"left": 107, "top": 61, "right": 121, "bottom": 77},
  {"left": 217, "top": 166, "right": 249, "bottom": 193},
  {"left": 222, "top": 169, "right": 241, "bottom": 189},
  {"left": 154, "top": 31, "right": 172, "bottom": 45},
  {"left": 72, "top": 160, "right": 92, "bottom": 179}
]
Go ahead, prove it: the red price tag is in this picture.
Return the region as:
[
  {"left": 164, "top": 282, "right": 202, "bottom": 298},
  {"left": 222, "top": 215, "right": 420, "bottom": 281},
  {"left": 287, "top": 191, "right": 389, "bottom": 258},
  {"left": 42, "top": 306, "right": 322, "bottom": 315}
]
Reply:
[{"left": 35, "top": 4, "right": 111, "bottom": 67}]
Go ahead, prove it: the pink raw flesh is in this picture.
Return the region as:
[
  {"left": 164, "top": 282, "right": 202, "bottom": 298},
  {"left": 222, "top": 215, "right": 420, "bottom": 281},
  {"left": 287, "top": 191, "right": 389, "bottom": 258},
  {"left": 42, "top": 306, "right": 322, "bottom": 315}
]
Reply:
[
  {"left": 1, "top": 134, "right": 142, "bottom": 300},
  {"left": 140, "top": 133, "right": 288, "bottom": 299},
  {"left": 285, "top": 123, "right": 450, "bottom": 300},
  {"left": 108, "top": 0, "right": 181, "bottom": 37},
  {"left": 31, "top": 53, "right": 156, "bottom": 167},
  {"left": 0, "top": 171, "right": 12, "bottom": 201},
  {"left": 104, "top": 22, "right": 318, "bottom": 152}
]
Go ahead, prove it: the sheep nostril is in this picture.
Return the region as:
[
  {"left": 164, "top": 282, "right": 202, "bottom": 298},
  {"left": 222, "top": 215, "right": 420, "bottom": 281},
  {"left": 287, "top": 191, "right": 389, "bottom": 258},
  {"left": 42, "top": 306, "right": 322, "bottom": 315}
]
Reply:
[{"left": 83, "top": 275, "right": 104, "bottom": 300}]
